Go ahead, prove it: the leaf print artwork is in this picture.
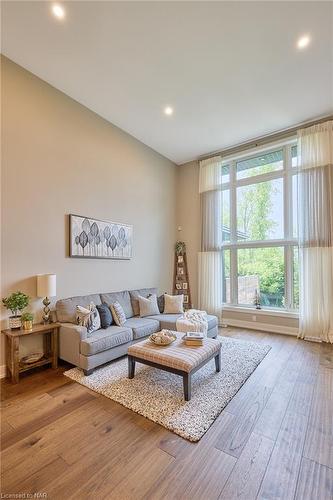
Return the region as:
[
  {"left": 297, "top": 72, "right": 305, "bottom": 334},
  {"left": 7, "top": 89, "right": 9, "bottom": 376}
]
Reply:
[
  {"left": 110, "top": 235, "right": 117, "bottom": 253},
  {"left": 104, "top": 226, "right": 111, "bottom": 241},
  {"left": 118, "top": 227, "right": 126, "bottom": 241},
  {"left": 82, "top": 218, "right": 90, "bottom": 233},
  {"left": 70, "top": 215, "right": 132, "bottom": 259},
  {"left": 90, "top": 222, "right": 99, "bottom": 238},
  {"left": 79, "top": 231, "right": 88, "bottom": 255}
]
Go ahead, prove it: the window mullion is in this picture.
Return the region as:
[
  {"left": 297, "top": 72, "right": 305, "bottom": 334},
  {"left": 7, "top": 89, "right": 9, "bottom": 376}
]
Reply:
[
  {"left": 230, "top": 161, "right": 238, "bottom": 304},
  {"left": 230, "top": 249, "right": 237, "bottom": 305},
  {"left": 284, "top": 245, "right": 292, "bottom": 309},
  {"left": 284, "top": 144, "right": 293, "bottom": 240},
  {"left": 284, "top": 144, "right": 293, "bottom": 309}
]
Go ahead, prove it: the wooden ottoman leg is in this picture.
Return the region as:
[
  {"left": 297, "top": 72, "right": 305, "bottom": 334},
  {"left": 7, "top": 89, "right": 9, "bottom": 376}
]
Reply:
[
  {"left": 215, "top": 351, "right": 221, "bottom": 372},
  {"left": 128, "top": 356, "right": 136, "bottom": 379},
  {"left": 183, "top": 372, "right": 192, "bottom": 401}
]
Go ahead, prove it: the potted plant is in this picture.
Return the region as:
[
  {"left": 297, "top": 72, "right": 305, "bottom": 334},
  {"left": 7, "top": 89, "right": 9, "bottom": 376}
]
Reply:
[
  {"left": 21, "top": 312, "right": 34, "bottom": 330},
  {"left": 2, "top": 292, "right": 30, "bottom": 329},
  {"left": 175, "top": 241, "right": 186, "bottom": 255}
]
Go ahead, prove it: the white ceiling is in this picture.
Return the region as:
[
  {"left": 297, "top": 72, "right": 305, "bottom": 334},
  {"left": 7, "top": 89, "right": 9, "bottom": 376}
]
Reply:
[{"left": 2, "top": 1, "right": 333, "bottom": 164}]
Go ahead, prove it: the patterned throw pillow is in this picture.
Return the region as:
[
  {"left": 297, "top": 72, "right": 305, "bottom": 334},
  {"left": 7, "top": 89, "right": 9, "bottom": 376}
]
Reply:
[
  {"left": 163, "top": 293, "right": 184, "bottom": 314},
  {"left": 138, "top": 294, "right": 160, "bottom": 317},
  {"left": 96, "top": 303, "right": 113, "bottom": 329},
  {"left": 110, "top": 301, "right": 127, "bottom": 326},
  {"left": 76, "top": 302, "right": 101, "bottom": 335}
]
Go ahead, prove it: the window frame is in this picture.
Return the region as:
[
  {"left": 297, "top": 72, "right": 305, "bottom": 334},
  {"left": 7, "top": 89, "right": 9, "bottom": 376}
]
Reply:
[{"left": 221, "top": 139, "right": 298, "bottom": 312}]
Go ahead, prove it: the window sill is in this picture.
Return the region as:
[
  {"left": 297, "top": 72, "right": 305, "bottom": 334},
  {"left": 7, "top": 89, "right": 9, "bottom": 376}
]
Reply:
[{"left": 222, "top": 305, "right": 299, "bottom": 319}]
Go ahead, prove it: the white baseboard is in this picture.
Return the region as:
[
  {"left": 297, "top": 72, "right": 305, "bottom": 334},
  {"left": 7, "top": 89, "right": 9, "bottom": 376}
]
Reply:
[
  {"left": 0, "top": 365, "right": 7, "bottom": 379},
  {"left": 221, "top": 318, "right": 298, "bottom": 337}
]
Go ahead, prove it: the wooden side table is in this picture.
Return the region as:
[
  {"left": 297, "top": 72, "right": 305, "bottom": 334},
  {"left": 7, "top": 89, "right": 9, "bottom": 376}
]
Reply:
[{"left": 1, "top": 323, "right": 60, "bottom": 383}]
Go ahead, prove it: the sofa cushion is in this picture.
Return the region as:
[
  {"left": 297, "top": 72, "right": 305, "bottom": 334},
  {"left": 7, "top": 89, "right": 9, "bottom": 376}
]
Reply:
[
  {"left": 110, "top": 301, "right": 127, "bottom": 326},
  {"left": 56, "top": 294, "right": 102, "bottom": 323},
  {"left": 147, "top": 313, "right": 183, "bottom": 330},
  {"left": 146, "top": 314, "right": 218, "bottom": 331},
  {"left": 157, "top": 294, "right": 165, "bottom": 313},
  {"left": 123, "top": 317, "right": 160, "bottom": 340},
  {"left": 129, "top": 288, "right": 158, "bottom": 316},
  {"left": 100, "top": 291, "right": 134, "bottom": 319},
  {"left": 96, "top": 303, "right": 113, "bottom": 328},
  {"left": 80, "top": 326, "right": 133, "bottom": 356},
  {"left": 164, "top": 294, "right": 184, "bottom": 314},
  {"left": 138, "top": 294, "right": 160, "bottom": 317},
  {"left": 76, "top": 303, "right": 101, "bottom": 335}
]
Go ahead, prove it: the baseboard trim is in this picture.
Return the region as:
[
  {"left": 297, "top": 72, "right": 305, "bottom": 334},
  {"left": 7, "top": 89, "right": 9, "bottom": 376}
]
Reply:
[
  {"left": 0, "top": 365, "right": 7, "bottom": 379},
  {"left": 221, "top": 318, "right": 298, "bottom": 337}
]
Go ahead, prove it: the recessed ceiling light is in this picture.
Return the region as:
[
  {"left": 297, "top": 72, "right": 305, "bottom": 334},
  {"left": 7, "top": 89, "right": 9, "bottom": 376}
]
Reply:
[
  {"left": 164, "top": 106, "right": 174, "bottom": 116},
  {"left": 52, "top": 3, "right": 65, "bottom": 20},
  {"left": 297, "top": 35, "right": 311, "bottom": 50}
]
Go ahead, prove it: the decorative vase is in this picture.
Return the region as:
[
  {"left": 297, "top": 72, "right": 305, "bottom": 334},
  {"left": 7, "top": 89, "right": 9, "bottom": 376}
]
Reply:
[
  {"left": 22, "top": 320, "right": 33, "bottom": 330},
  {"left": 9, "top": 315, "right": 22, "bottom": 329}
]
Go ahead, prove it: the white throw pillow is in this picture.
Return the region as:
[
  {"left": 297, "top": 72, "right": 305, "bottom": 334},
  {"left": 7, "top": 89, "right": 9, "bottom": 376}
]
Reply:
[
  {"left": 76, "top": 302, "right": 101, "bottom": 335},
  {"left": 110, "top": 301, "right": 127, "bottom": 326},
  {"left": 163, "top": 294, "right": 184, "bottom": 314},
  {"left": 138, "top": 294, "right": 160, "bottom": 317}
]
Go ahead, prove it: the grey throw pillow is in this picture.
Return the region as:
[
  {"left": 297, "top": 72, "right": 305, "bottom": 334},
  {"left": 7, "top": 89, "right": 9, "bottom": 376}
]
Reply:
[
  {"left": 138, "top": 294, "right": 160, "bottom": 317},
  {"left": 96, "top": 303, "right": 113, "bottom": 328},
  {"left": 157, "top": 294, "right": 165, "bottom": 313}
]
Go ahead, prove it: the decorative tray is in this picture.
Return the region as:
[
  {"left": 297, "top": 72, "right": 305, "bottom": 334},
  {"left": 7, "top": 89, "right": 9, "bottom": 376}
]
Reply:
[
  {"left": 149, "top": 330, "right": 177, "bottom": 346},
  {"left": 20, "top": 352, "right": 44, "bottom": 365}
]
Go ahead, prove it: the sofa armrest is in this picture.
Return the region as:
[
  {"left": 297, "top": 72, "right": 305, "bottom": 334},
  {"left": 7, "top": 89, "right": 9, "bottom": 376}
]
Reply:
[{"left": 59, "top": 322, "right": 88, "bottom": 341}]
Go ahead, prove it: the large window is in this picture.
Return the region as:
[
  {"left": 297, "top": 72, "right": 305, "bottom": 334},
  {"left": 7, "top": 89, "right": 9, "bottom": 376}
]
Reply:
[{"left": 221, "top": 141, "right": 298, "bottom": 310}]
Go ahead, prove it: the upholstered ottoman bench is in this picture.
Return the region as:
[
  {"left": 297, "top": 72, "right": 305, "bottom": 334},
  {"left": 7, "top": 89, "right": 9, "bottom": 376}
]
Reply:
[{"left": 127, "top": 332, "right": 221, "bottom": 401}]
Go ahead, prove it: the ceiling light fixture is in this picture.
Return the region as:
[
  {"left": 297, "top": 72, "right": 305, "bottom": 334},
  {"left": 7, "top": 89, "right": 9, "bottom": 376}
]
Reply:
[
  {"left": 164, "top": 106, "right": 174, "bottom": 116},
  {"left": 297, "top": 35, "right": 311, "bottom": 50},
  {"left": 52, "top": 3, "right": 65, "bottom": 20}
]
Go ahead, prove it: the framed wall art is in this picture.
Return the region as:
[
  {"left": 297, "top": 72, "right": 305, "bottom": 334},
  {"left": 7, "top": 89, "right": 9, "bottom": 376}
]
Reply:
[{"left": 69, "top": 214, "right": 133, "bottom": 259}]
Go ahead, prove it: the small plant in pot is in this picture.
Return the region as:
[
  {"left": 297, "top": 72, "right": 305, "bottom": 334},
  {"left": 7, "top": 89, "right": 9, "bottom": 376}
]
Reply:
[
  {"left": 2, "top": 292, "right": 30, "bottom": 329},
  {"left": 21, "top": 312, "right": 34, "bottom": 330}
]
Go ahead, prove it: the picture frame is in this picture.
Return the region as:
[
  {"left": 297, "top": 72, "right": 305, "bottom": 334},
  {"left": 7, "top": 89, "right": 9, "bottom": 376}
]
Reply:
[
  {"left": 183, "top": 295, "right": 189, "bottom": 304},
  {"left": 177, "top": 255, "right": 184, "bottom": 263},
  {"left": 183, "top": 283, "right": 188, "bottom": 290},
  {"left": 69, "top": 214, "right": 133, "bottom": 259},
  {"left": 178, "top": 267, "right": 184, "bottom": 275},
  {"left": 175, "top": 283, "right": 182, "bottom": 290}
]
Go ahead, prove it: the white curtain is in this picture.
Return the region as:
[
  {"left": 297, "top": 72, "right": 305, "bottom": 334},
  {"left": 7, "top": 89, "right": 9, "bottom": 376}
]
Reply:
[
  {"left": 198, "top": 156, "right": 223, "bottom": 320},
  {"left": 298, "top": 121, "right": 333, "bottom": 343}
]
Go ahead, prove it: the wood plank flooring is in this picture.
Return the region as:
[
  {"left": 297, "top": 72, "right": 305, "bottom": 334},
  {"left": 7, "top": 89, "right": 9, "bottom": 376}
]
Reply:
[{"left": 1, "top": 328, "right": 332, "bottom": 500}]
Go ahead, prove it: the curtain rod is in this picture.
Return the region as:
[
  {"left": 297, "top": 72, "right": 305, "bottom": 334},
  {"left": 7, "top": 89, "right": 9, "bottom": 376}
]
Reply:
[{"left": 198, "top": 113, "right": 333, "bottom": 162}]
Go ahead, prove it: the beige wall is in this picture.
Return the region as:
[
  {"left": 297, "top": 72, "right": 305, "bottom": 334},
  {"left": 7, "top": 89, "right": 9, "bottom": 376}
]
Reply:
[
  {"left": 1, "top": 57, "right": 177, "bottom": 364},
  {"left": 176, "top": 160, "right": 201, "bottom": 307}
]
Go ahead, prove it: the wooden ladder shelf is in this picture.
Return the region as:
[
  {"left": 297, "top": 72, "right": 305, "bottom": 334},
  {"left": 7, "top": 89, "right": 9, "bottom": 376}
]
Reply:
[{"left": 173, "top": 242, "right": 192, "bottom": 310}]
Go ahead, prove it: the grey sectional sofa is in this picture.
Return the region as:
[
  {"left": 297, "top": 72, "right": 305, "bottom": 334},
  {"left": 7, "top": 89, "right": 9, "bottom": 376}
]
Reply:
[{"left": 56, "top": 288, "right": 218, "bottom": 375}]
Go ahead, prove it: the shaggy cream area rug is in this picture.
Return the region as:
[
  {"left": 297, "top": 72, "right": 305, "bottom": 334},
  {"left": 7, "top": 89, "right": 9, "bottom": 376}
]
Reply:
[{"left": 64, "top": 337, "right": 270, "bottom": 441}]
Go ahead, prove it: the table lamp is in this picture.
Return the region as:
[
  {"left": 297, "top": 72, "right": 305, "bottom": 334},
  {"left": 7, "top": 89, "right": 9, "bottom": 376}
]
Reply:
[{"left": 37, "top": 274, "right": 57, "bottom": 323}]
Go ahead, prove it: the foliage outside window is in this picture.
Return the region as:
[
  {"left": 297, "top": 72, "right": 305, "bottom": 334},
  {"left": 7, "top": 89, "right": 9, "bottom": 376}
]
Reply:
[{"left": 221, "top": 141, "right": 298, "bottom": 310}]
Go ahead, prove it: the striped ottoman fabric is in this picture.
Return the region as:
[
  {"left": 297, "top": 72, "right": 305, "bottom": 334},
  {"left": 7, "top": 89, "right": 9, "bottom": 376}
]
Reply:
[{"left": 128, "top": 332, "right": 221, "bottom": 373}]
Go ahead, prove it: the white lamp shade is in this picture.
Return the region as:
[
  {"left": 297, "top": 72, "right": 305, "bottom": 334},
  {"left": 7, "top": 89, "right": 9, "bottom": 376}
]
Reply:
[{"left": 37, "top": 274, "right": 57, "bottom": 298}]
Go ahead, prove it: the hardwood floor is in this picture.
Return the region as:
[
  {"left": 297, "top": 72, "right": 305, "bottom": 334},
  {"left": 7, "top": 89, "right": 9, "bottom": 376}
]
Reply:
[{"left": 1, "top": 328, "right": 332, "bottom": 500}]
